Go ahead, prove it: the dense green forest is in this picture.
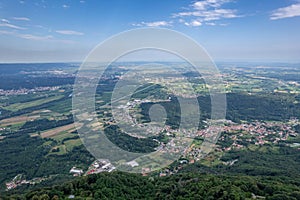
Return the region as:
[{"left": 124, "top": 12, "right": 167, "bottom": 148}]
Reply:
[
  {"left": 181, "top": 145, "right": 300, "bottom": 178},
  {"left": 139, "top": 93, "right": 300, "bottom": 126},
  {"left": 225, "top": 93, "right": 300, "bottom": 122},
  {"left": 104, "top": 125, "right": 159, "bottom": 153},
  {"left": 0, "top": 115, "right": 94, "bottom": 191},
  {"left": 0, "top": 131, "right": 94, "bottom": 190},
  {"left": 2, "top": 172, "right": 300, "bottom": 199}
]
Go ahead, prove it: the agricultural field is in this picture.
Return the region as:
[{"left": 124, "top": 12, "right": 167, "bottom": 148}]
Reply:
[
  {"left": 0, "top": 63, "right": 299, "bottom": 196},
  {"left": 40, "top": 124, "right": 76, "bottom": 138},
  {"left": 4, "top": 95, "right": 64, "bottom": 111}
]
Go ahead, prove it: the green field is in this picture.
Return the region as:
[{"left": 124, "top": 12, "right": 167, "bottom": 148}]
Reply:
[
  {"left": 64, "top": 139, "right": 82, "bottom": 151},
  {"left": 5, "top": 95, "right": 64, "bottom": 111}
]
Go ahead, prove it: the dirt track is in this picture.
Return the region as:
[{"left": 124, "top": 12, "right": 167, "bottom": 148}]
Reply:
[{"left": 40, "top": 124, "right": 76, "bottom": 138}]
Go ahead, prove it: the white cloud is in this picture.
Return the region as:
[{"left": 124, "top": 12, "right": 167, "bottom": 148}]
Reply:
[
  {"left": 176, "top": 9, "right": 237, "bottom": 21},
  {"left": 206, "top": 22, "right": 216, "bottom": 26},
  {"left": 13, "top": 17, "right": 30, "bottom": 21},
  {"left": 0, "top": 30, "right": 52, "bottom": 41},
  {"left": 0, "top": 30, "right": 14, "bottom": 35},
  {"left": 1, "top": 19, "right": 10, "bottom": 23},
  {"left": 0, "top": 23, "right": 26, "bottom": 30},
  {"left": 184, "top": 20, "right": 202, "bottom": 27},
  {"left": 62, "top": 4, "right": 70, "bottom": 8},
  {"left": 133, "top": 21, "right": 172, "bottom": 27},
  {"left": 19, "top": 34, "right": 53, "bottom": 41},
  {"left": 174, "top": 0, "right": 239, "bottom": 27},
  {"left": 0, "top": 30, "right": 75, "bottom": 43},
  {"left": 220, "top": 23, "right": 229, "bottom": 26},
  {"left": 270, "top": 3, "right": 300, "bottom": 20},
  {"left": 193, "top": 1, "right": 208, "bottom": 10},
  {"left": 193, "top": 0, "right": 230, "bottom": 10},
  {"left": 131, "top": 0, "right": 238, "bottom": 28},
  {"left": 55, "top": 30, "right": 84, "bottom": 35}
]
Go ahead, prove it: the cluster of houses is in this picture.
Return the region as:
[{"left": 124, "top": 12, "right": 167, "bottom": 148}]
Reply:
[
  {"left": 5, "top": 174, "right": 47, "bottom": 191},
  {"left": 186, "top": 119, "right": 299, "bottom": 161},
  {"left": 0, "top": 86, "right": 60, "bottom": 96},
  {"left": 221, "top": 120, "right": 298, "bottom": 149},
  {"left": 69, "top": 160, "right": 116, "bottom": 177},
  {"left": 5, "top": 179, "right": 28, "bottom": 190},
  {"left": 69, "top": 167, "right": 84, "bottom": 176},
  {"left": 6, "top": 160, "right": 116, "bottom": 190},
  {"left": 85, "top": 159, "right": 116, "bottom": 175}
]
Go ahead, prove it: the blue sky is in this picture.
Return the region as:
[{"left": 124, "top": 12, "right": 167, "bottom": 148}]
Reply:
[{"left": 0, "top": 0, "right": 300, "bottom": 62}]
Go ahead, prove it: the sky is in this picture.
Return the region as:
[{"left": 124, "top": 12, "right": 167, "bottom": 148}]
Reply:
[{"left": 0, "top": 0, "right": 300, "bottom": 62}]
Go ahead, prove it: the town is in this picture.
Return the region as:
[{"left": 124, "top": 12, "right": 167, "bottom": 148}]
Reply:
[
  {"left": 0, "top": 86, "right": 61, "bottom": 96},
  {"left": 186, "top": 119, "right": 299, "bottom": 161}
]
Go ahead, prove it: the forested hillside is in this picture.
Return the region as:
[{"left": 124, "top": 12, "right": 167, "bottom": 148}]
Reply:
[{"left": 3, "top": 172, "right": 300, "bottom": 200}]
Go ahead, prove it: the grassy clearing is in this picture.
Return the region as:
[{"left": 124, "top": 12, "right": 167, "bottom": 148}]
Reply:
[
  {"left": 200, "top": 152, "right": 223, "bottom": 166},
  {"left": 41, "top": 123, "right": 82, "bottom": 155},
  {"left": 5, "top": 95, "right": 64, "bottom": 111},
  {"left": 0, "top": 114, "right": 40, "bottom": 126},
  {"left": 65, "top": 139, "right": 82, "bottom": 151},
  {"left": 50, "top": 131, "right": 73, "bottom": 142},
  {"left": 49, "top": 145, "right": 67, "bottom": 155},
  {"left": 0, "top": 122, "right": 26, "bottom": 133},
  {"left": 47, "top": 98, "right": 72, "bottom": 114},
  {"left": 47, "top": 139, "right": 82, "bottom": 155},
  {"left": 40, "top": 124, "right": 75, "bottom": 138},
  {"left": 43, "top": 140, "right": 53, "bottom": 146}
]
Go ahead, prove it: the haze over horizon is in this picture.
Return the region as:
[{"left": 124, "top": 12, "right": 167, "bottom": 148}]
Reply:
[{"left": 0, "top": 0, "right": 300, "bottom": 62}]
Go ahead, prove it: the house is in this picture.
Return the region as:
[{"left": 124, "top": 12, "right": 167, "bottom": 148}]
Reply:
[
  {"left": 69, "top": 167, "right": 83, "bottom": 176},
  {"left": 126, "top": 160, "right": 139, "bottom": 167},
  {"left": 179, "top": 159, "right": 188, "bottom": 164}
]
